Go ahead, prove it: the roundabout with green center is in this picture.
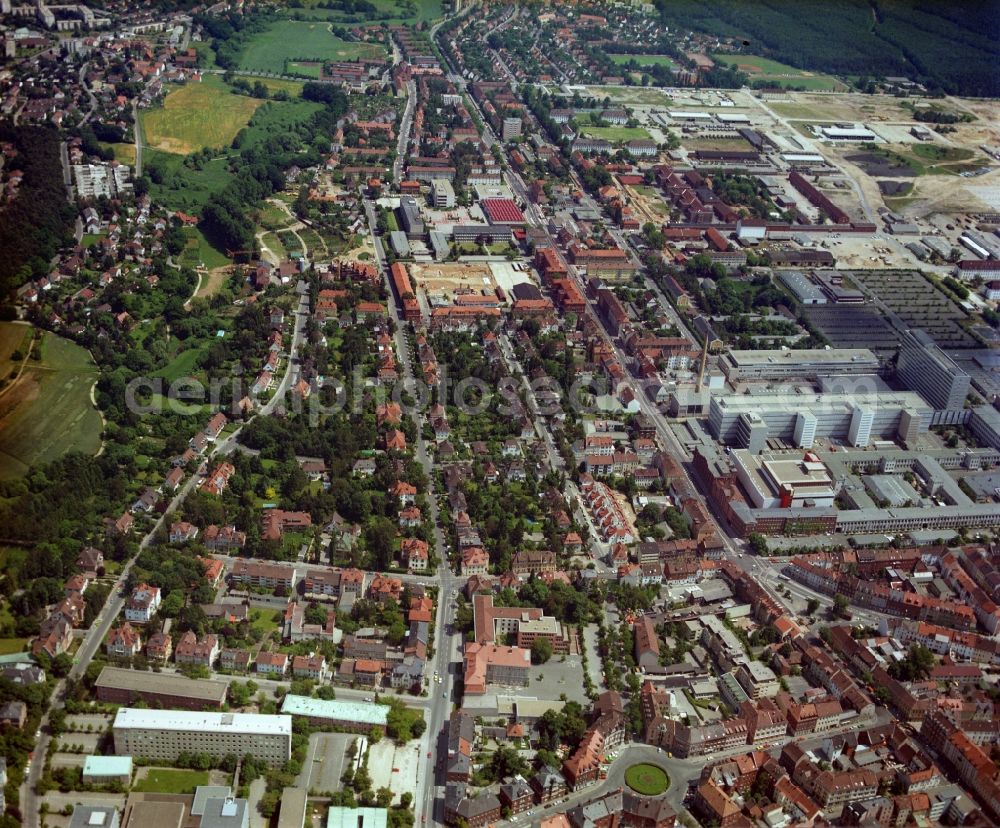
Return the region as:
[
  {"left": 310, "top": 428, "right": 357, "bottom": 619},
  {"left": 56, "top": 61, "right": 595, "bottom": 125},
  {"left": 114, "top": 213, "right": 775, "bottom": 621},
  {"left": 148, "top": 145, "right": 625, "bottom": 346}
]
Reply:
[{"left": 624, "top": 763, "right": 670, "bottom": 796}]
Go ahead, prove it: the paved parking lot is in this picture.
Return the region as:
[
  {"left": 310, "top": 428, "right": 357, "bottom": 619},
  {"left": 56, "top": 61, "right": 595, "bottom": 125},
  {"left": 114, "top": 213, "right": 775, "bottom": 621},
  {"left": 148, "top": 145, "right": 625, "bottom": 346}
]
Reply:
[
  {"left": 527, "top": 656, "right": 591, "bottom": 704},
  {"left": 297, "top": 732, "right": 357, "bottom": 794},
  {"left": 368, "top": 740, "right": 421, "bottom": 805}
]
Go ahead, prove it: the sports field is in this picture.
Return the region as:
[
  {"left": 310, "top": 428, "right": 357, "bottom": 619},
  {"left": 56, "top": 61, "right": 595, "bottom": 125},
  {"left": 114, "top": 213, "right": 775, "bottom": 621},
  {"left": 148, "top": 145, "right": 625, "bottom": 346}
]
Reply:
[
  {"left": 238, "top": 21, "right": 386, "bottom": 75},
  {"left": 141, "top": 75, "right": 266, "bottom": 155},
  {"left": 712, "top": 53, "right": 845, "bottom": 91},
  {"left": 582, "top": 125, "right": 651, "bottom": 143},
  {"left": 609, "top": 53, "right": 675, "bottom": 68},
  {"left": 0, "top": 326, "right": 103, "bottom": 479}
]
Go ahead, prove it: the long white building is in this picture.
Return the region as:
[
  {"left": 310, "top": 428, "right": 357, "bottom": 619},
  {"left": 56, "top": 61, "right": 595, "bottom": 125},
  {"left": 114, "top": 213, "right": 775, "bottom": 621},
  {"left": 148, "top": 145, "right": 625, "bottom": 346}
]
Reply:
[
  {"left": 708, "top": 388, "right": 931, "bottom": 448},
  {"left": 112, "top": 709, "right": 291, "bottom": 767}
]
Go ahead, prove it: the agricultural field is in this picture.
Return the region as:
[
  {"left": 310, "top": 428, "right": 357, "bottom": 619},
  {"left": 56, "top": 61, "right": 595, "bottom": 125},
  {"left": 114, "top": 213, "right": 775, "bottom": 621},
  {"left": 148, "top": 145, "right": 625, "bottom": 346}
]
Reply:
[
  {"left": 713, "top": 53, "right": 846, "bottom": 91},
  {"left": 581, "top": 125, "right": 652, "bottom": 143},
  {"left": 237, "top": 21, "right": 386, "bottom": 75},
  {"left": 141, "top": 75, "right": 265, "bottom": 155},
  {"left": 608, "top": 53, "right": 675, "bottom": 68},
  {"left": 0, "top": 327, "right": 103, "bottom": 479}
]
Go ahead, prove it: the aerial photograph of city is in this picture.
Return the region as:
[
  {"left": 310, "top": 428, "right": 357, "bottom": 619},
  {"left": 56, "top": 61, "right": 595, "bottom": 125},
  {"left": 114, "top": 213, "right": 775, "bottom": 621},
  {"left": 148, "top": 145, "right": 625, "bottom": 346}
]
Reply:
[{"left": 0, "top": 0, "right": 998, "bottom": 826}]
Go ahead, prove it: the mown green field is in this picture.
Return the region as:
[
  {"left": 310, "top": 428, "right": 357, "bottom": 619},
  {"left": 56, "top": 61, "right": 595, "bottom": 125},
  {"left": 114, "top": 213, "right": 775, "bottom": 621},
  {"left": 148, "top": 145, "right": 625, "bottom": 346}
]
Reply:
[
  {"left": 286, "top": 61, "right": 323, "bottom": 79},
  {"left": 238, "top": 21, "right": 386, "bottom": 75},
  {"left": 142, "top": 75, "right": 266, "bottom": 155},
  {"left": 712, "top": 53, "right": 845, "bottom": 91},
  {"left": 0, "top": 327, "right": 103, "bottom": 479},
  {"left": 609, "top": 53, "right": 675, "bottom": 68},
  {"left": 134, "top": 769, "right": 209, "bottom": 794}
]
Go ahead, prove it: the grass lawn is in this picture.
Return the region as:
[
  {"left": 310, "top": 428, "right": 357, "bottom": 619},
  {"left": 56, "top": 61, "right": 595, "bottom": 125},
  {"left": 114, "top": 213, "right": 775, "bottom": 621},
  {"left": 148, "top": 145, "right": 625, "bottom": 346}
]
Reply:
[
  {"left": 0, "top": 322, "right": 33, "bottom": 376},
  {"left": 134, "top": 768, "right": 209, "bottom": 794},
  {"left": 0, "top": 328, "right": 102, "bottom": 479},
  {"left": 99, "top": 141, "right": 137, "bottom": 166},
  {"left": 154, "top": 346, "right": 207, "bottom": 382},
  {"left": 608, "top": 53, "right": 675, "bottom": 68},
  {"left": 712, "top": 53, "right": 844, "bottom": 91},
  {"left": 193, "top": 41, "right": 217, "bottom": 68},
  {"left": 179, "top": 226, "right": 232, "bottom": 270},
  {"left": 624, "top": 763, "right": 669, "bottom": 796},
  {"left": 258, "top": 202, "right": 291, "bottom": 231},
  {"left": 286, "top": 61, "right": 323, "bottom": 79},
  {"left": 261, "top": 232, "right": 287, "bottom": 261},
  {"left": 582, "top": 125, "right": 651, "bottom": 143},
  {"left": 146, "top": 150, "right": 236, "bottom": 212},
  {"left": 0, "top": 638, "right": 28, "bottom": 655},
  {"left": 250, "top": 608, "right": 281, "bottom": 637},
  {"left": 238, "top": 21, "right": 386, "bottom": 75},
  {"left": 141, "top": 75, "right": 266, "bottom": 155}
]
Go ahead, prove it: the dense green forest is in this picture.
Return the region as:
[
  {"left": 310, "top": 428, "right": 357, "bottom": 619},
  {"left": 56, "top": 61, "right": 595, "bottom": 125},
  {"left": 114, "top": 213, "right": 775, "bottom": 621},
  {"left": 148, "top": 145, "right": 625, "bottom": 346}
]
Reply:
[
  {"left": 0, "top": 125, "right": 76, "bottom": 300},
  {"left": 654, "top": 0, "right": 1000, "bottom": 97}
]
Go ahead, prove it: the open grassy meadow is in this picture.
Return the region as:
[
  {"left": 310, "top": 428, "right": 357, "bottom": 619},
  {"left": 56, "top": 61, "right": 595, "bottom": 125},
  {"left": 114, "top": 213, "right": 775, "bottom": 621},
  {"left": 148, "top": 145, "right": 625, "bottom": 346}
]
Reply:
[
  {"left": 238, "top": 21, "right": 386, "bottom": 75},
  {"left": 232, "top": 75, "right": 306, "bottom": 97},
  {"left": 179, "top": 226, "right": 231, "bottom": 270},
  {"left": 0, "top": 327, "right": 102, "bottom": 479},
  {"left": 291, "top": 0, "right": 443, "bottom": 24},
  {"left": 712, "top": 53, "right": 845, "bottom": 91},
  {"left": 609, "top": 53, "right": 675, "bottom": 68},
  {"left": 141, "top": 75, "right": 266, "bottom": 155}
]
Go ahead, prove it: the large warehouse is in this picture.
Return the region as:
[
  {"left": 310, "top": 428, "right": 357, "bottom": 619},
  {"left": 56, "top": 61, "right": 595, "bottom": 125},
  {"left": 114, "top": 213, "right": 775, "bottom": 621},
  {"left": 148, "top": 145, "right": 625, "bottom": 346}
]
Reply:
[{"left": 112, "top": 708, "right": 292, "bottom": 767}]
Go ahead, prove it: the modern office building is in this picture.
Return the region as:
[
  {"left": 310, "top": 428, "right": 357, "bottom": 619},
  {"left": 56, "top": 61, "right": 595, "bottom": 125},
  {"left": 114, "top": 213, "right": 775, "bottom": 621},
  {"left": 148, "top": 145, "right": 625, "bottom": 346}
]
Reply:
[
  {"left": 501, "top": 117, "right": 522, "bottom": 141},
  {"left": 720, "top": 348, "right": 879, "bottom": 383},
  {"left": 112, "top": 709, "right": 291, "bottom": 767},
  {"left": 896, "top": 329, "right": 971, "bottom": 411},
  {"left": 848, "top": 404, "right": 874, "bottom": 448},
  {"left": 398, "top": 196, "right": 425, "bottom": 238},
  {"left": 708, "top": 390, "right": 931, "bottom": 448},
  {"left": 431, "top": 179, "right": 455, "bottom": 209},
  {"left": 794, "top": 411, "right": 817, "bottom": 449}
]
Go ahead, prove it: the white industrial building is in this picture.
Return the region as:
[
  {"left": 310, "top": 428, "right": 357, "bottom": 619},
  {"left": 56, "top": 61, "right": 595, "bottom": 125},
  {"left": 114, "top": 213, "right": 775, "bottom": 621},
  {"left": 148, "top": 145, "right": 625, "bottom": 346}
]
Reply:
[{"left": 708, "top": 388, "right": 931, "bottom": 448}]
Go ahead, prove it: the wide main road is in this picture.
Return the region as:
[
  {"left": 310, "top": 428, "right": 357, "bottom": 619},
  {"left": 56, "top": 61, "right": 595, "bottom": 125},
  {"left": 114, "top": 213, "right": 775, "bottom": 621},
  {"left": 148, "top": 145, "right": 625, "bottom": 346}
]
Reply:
[{"left": 364, "top": 196, "right": 462, "bottom": 828}]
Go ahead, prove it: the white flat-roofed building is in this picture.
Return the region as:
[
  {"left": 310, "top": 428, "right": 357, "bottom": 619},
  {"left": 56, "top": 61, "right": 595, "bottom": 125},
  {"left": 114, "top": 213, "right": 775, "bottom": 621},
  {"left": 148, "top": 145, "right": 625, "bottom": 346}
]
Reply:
[
  {"left": 708, "top": 389, "right": 931, "bottom": 447},
  {"left": 327, "top": 808, "right": 388, "bottom": 828},
  {"left": 112, "top": 709, "right": 291, "bottom": 767},
  {"left": 280, "top": 694, "right": 390, "bottom": 733},
  {"left": 818, "top": 125, "right": 879, "bottom": 142},
  {"left": 731, "top": 449, "right": 837, "bottom": 509},
  {"left": 720, "top": 348, "right": 879, "bottom": 383},
  {"left": 82, "top": 755, "right": 133, "bottom": 785}
]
